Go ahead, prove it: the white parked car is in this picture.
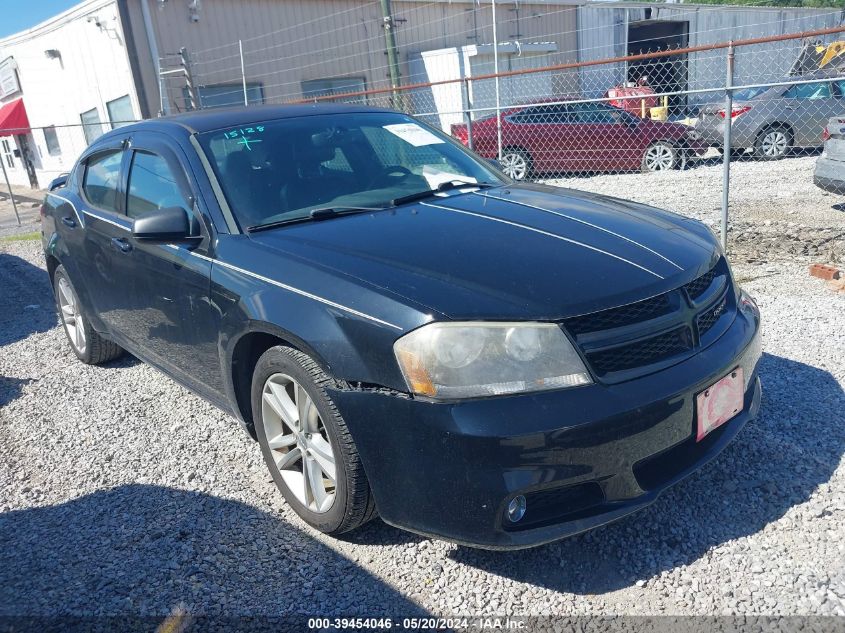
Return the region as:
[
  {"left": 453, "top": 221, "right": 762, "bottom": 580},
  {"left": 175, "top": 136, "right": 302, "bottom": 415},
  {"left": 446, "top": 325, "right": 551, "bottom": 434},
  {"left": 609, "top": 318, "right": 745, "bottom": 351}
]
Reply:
[{"left": 815, "top": 116, "right": 845, "bottom": 194}]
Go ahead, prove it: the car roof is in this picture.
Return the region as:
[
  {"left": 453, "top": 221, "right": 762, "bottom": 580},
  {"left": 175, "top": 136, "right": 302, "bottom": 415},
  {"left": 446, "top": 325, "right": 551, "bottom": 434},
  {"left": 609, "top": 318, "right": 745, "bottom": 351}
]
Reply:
[{"left": 104, "top": 103, "right": 395, "bottom": 138}]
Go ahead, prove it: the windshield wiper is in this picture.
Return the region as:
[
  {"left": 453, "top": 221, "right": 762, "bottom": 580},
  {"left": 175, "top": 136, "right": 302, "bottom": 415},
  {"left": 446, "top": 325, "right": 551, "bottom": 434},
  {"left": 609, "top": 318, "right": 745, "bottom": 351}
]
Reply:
[
  {"left": 391, "top": 181, "right": 496, "bottom": 206},
  {"left": 247, "top": 206, "right": 388, "bottom": 233}
]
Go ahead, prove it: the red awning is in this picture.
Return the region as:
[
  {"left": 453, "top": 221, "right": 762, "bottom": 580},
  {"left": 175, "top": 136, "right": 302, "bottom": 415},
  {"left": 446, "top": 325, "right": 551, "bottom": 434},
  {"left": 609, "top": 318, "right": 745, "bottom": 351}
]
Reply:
[{"left": 0, "top": 99, "right": 29, "bottom": 137}]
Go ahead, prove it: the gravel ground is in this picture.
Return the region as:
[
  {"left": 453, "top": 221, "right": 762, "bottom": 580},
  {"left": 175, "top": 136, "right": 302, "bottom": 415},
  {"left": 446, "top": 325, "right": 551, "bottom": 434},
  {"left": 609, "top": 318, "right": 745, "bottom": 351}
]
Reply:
[
  {"left": 1, "top": 223, "right": 844, "bottom": 619},
  {"left": 545, "top": 154, "right": 845, "bottom": 264}
]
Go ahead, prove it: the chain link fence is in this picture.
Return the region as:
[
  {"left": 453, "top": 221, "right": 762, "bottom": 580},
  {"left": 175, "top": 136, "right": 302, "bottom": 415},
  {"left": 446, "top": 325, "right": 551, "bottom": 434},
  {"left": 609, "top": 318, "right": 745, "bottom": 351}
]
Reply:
[
  {"left": 7, "top": 12, "right": 843, "bottom": 262},
  {"left": 0, "top": 121, "right": 139, "bottom": 227},
  {"left": 154, "top": 19, "right": 845, "bottom": 263}
]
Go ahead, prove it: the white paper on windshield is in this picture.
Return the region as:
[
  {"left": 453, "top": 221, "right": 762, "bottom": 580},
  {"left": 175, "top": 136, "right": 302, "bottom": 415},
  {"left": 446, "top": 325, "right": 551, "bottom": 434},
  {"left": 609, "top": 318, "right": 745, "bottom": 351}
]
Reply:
[
  {"left": 384, "top": 123, "right": 444, "bottom": 147},
  {"left": 422, "top": 166, "right": 477, "bottom": 190}
]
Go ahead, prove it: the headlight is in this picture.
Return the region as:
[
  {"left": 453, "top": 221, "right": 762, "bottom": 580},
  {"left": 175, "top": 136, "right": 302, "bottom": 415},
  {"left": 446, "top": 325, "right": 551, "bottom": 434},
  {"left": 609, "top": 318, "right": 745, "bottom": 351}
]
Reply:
[{"left": 393, "top": 322, "right": 592, "bottom": 399}]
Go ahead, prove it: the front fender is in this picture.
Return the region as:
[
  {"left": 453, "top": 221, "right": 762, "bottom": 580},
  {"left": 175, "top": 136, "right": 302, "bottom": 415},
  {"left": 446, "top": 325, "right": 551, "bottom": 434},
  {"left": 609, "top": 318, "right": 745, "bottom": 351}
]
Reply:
[{"left": 214, "top": 279, "right": 412, "bottom": 385}]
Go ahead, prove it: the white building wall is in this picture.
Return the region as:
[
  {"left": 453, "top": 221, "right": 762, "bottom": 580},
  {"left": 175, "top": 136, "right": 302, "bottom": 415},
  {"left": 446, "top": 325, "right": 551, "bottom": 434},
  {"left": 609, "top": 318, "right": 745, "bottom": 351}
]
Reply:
[{"left": 0, "top": 0, "right": 140, "bottom": 189}]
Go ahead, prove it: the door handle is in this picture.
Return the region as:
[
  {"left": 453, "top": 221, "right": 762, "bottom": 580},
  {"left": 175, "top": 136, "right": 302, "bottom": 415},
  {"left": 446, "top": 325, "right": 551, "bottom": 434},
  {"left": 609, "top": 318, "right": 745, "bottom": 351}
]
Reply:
[
  {"left": 61, "top": 216, "right": 76, "bottom": 228},
  {"left": 110, "top": 237, "right": 133, "bottom": 253}
]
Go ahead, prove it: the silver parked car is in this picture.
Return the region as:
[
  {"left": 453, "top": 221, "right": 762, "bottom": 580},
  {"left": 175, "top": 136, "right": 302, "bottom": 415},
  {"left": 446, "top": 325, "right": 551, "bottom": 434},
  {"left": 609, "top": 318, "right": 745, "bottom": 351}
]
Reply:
[
  {"left": 696, "top": 73, "right": 845, "bottom": 159},
  {"left": 814, "top": 115, "right": 845, "bottom": 194}
]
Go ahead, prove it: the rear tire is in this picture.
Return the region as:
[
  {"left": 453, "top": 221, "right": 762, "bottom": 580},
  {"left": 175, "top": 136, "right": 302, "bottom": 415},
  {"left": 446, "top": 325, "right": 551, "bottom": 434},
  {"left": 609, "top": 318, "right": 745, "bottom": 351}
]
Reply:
[
  {"left": 754, "top": 126, "right": 792, "bottom": 159},
  {"left": 499, "top": 148, "right": 532, "bottom": 181},
  {"left": 252, "top": 345, "right": 376, "bottom": 535},
  {"left": 53, "top": 265, "right": 123, "bottom": 365}
]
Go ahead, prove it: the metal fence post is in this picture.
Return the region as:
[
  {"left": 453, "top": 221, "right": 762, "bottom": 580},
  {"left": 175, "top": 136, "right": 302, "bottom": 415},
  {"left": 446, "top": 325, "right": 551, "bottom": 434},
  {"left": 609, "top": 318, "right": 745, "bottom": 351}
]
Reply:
[
  {"left": 239, "top": 40, "right": 249, "bottom": 106},
  {"left": 379, "top": 0, "right": 402, "bottom": 109},
  {"left": 180, "top": 47, "right": 199, "bottom": 111},
  {"left": 0, "top": 156, "right": 21, "bottom": 226},
  {"left": 461, "top": 78, "right": 474, "bottom": 150},
  {"left": 720, "top": 43, "right": 734, "bottom": 252},
  {"left": 491, "top": 0, "right": 502, "bottom": 161}
]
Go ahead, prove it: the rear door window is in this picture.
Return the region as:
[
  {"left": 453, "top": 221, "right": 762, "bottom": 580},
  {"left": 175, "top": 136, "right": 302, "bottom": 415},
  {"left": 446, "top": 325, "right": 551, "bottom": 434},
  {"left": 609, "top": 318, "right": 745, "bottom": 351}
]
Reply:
[
  {"left": 82, "top": 151, "right": 123, "bottom": 213},
  {"left": 573, "top": 103, "right": 624, "bottom": 123},
  {"left": 783, "top": 82, "right": 832, "bottom": 100},
  {"left": 510, "top": 105, "right": 571, "bottom": 124}
]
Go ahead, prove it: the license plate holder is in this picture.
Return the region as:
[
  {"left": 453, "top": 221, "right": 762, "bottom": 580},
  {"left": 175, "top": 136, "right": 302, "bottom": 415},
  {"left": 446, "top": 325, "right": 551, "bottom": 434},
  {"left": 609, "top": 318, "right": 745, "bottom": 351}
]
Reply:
[{"left": 696, "top": 367, "right": 744, "bottom": 442}]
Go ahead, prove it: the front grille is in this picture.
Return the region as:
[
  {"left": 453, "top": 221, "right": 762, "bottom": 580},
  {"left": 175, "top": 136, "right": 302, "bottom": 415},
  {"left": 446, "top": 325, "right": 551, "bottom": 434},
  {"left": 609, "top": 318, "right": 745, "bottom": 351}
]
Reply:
[
  {"left": 565, "top": 293, "right": 671, "bottom": 335},
  {"left": 587, "top": 326, "right": 693, "bottom": 375},
  {"left": 564, "top": 259, "right": 735, "bottom": 382},
  {"left": 683, "top": 265, "right": 718, "bottom": 300},
  {"left": 698, "top": 295, "right": 728, "bottom": 336}
]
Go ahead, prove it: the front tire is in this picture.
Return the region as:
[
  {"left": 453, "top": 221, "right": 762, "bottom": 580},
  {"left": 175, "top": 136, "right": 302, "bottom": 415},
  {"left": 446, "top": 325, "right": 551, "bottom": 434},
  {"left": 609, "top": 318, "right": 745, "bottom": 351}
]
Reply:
[
  {"left": 642, "top": 141, "right": 678, "bottom": 172},
  {"left": 252, "top": 345, "right": 376, "bottom": 535},
  {"left": 499, "top": 148, "right": 532, "bottom": 181},
  {"left": 53, "top": 265, "right": 123, "bottom": 365}
]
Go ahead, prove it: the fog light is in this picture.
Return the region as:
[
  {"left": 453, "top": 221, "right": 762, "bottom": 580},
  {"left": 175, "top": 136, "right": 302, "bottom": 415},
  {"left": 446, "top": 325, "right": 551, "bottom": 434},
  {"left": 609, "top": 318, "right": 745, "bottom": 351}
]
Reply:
[{"left": 506, "top": 495, "right": 527, "bottom": 523}]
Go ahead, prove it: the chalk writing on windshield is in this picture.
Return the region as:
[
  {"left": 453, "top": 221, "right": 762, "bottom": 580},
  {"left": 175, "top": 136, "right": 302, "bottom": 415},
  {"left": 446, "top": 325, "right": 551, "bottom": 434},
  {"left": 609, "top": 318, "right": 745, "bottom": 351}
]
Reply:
[{"left": 222, "top": 126, "right": 266, "bottom": 151}]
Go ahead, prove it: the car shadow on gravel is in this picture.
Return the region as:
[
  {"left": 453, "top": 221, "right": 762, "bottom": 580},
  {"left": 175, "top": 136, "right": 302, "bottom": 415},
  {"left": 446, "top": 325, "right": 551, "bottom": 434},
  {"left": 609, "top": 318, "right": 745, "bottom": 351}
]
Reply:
[
  {"left": 0, "top": 377, "right": 35, "bottom": 407},
  {"left": 449, "top": 352, "right": 845, "bottom": 595},
  {"left": 0, "top": 484, "right": 429, "bottom": 619},
  {"left": 0, "top": 253, "right": 56, "bottom": 347}
]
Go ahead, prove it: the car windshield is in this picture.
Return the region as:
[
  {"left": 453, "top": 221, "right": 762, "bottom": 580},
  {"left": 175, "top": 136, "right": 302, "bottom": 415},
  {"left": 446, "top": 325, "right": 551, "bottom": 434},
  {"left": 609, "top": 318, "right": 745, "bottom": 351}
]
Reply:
[{"left": 197, "top": 111, "right": 504, "bottom": 229}]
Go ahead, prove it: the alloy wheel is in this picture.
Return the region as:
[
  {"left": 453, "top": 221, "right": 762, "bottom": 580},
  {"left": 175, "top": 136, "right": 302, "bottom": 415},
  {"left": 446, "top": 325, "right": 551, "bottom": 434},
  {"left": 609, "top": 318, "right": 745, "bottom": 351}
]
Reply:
[
  {"left": 500, "top": 152, "right": 528, "bottom": 180},
  {"left": 261, "top": 373, "right": 337, "bottom": 513},
  {"left": 57, "top": 276, "right": 86, "bottom": 354},
  {"left": 644, "top": 143, "right": 675, "bottom": 171},
  {"left": 760, "top": 130, "right": 788, "bottom": 157}
]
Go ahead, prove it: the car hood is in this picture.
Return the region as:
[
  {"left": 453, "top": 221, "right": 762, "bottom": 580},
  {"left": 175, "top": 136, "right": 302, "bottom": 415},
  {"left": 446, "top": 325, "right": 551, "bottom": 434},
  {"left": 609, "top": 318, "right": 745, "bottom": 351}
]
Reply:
[{"left": 247, "top": 183, "right": 720, "bottom": 321}]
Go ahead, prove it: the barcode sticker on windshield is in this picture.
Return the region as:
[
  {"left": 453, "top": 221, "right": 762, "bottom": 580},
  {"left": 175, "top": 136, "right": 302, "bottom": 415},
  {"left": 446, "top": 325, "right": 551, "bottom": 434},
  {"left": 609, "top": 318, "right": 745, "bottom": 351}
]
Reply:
[{"left": 383, "top": 123, "right": 444, "bottom": 147}]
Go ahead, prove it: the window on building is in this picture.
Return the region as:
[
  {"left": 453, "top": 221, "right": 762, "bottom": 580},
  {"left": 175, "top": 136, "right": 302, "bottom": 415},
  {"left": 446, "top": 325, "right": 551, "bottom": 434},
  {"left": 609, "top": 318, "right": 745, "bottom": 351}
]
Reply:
[
  {"left": 182, "top": 83, "right": 264, "bottom": 110},
  {"left": 43, "top": 126, "right": 61, "bottom": 156},
  {"left": 107, "top": 95, "right": 135, "bottom": 129},
  {"left": 301, "top": 77, "right": 366, "bottom": 102},
  {"left": 1, "top": 139, "right": 14, "bottom": 168},
  {"left": 82, "top": 151, "right": 123, "bottom": 213},
  {"left": 126, "top": 151, "right": 190, "bottom": 219},
  {"left": 80, "top": 108, "right": 105, "bottom": 146}
]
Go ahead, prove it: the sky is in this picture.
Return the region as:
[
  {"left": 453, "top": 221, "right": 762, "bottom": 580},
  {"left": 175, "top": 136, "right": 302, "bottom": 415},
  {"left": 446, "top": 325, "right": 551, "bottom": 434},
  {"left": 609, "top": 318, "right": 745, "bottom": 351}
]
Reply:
[{"left": 0, "top": 0, "right": 79, "bottom": 38}]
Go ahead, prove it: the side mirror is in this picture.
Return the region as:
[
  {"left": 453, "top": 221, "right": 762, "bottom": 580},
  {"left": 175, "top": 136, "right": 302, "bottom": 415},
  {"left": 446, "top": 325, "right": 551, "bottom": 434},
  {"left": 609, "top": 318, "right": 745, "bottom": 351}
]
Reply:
[{"left": 132, "top": 206, "right": 195, "bottom": 242}]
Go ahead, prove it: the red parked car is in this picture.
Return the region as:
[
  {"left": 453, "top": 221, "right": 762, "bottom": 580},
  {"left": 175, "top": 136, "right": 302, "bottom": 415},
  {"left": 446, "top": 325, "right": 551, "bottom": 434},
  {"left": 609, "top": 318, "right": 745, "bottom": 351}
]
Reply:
[{"left": 451, "top": 101, "right": 705, "bottom": 180}]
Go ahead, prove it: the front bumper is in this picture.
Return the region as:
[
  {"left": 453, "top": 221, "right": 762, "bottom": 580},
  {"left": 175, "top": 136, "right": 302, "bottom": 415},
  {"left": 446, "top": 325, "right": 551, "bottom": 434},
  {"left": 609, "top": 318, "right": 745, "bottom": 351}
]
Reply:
[{"left": 330, "top": 299, "right": 762, "bottom": 549}]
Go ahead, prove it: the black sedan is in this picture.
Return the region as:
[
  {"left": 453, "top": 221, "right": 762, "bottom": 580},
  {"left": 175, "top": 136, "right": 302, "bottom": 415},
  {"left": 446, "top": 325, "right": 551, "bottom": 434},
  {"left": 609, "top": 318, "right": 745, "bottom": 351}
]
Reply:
[{"left": 41, "top": 105, "right": 761, "bottom": 549}]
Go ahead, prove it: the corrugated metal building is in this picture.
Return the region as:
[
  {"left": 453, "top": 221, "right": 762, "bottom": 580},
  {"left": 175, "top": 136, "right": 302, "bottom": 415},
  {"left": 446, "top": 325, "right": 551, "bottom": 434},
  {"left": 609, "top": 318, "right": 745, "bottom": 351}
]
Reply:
[
  {"left": 122, "top": 0, "right": 579, "bottom": 116},
  {"left": 1, "top": 0, "right": 843, "bottom": 189},
  {"left": 577, "top": 2, "right": 845, "bottom": 102}
]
